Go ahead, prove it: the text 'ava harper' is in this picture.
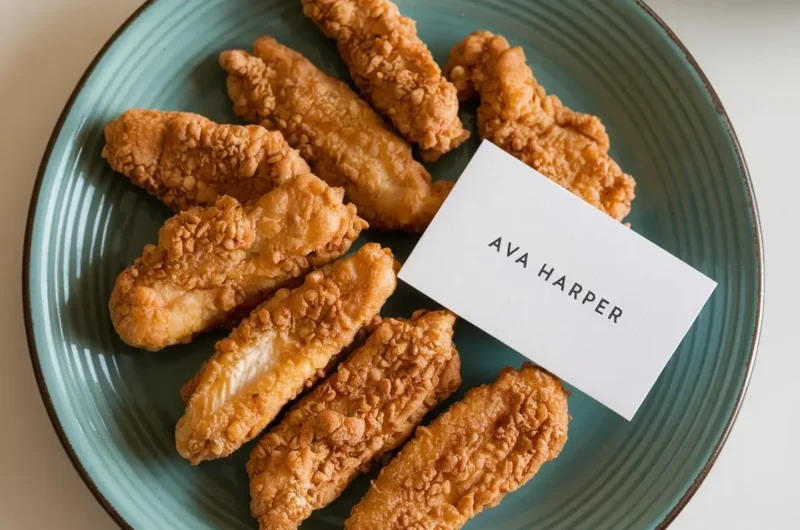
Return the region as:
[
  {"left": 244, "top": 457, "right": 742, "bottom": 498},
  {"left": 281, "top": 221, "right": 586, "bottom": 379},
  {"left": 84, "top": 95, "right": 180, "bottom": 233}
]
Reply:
[{"left": 487, "top": 237, "right": 623, "bottom": 324}]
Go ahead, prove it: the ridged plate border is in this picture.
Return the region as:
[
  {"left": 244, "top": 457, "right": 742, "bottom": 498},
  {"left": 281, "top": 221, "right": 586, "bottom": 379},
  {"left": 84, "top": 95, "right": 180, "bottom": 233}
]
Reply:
[{"left": 22, "top": 1, "right": 764, "bottom": 529}]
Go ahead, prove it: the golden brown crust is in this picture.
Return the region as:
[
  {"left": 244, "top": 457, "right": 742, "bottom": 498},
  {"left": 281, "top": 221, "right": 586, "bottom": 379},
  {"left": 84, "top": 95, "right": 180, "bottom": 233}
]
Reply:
[
  {"left": 175, "top": 243, "right": 397, "bottom": 465},
  {"left": 302, "top": 0, "right": 469, "bottom": 161},
  {"left": 102, "top": 109, "right": 311, "bottom": 211},
  {"left": 109, "top": 174, "right": 367, "bottom": 351},
  {"left": 445, "top": 31, "right": 636, "bottom": 222},
  {"left": 219, "top": 37, "right": 452, "bottom": 232},
  {"left": 346, "top": 363, "right": 569, "bottom": 530},
  {"left": 247, "top": 310, "right": 460, "bottom": 530}
]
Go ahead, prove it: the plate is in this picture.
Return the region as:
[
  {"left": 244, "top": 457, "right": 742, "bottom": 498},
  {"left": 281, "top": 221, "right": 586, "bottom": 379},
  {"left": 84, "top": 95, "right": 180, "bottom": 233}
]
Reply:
[{"left": 23, "top": 0, "right": 763, "bottom": 528}]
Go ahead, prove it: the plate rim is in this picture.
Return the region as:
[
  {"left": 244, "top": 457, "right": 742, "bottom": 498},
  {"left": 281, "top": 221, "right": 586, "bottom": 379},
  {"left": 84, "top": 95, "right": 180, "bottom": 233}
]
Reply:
[{"left": 21, "top": 1, "right": 764, "bottom": 529}]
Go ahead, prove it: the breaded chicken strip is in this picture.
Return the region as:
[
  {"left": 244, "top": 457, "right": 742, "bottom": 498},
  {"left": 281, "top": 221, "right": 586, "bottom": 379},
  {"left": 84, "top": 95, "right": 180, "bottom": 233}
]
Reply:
[
  {"left": 220, "top": 37, "right": 452, "bottom": 232},
  {"left": 302, "top": 0, "right": 469, "bottom": 161},
  {"left": 175, "top": 243, "right": 398, "bottom": 464},
  {"left": 247, "top": 310, "right": 461, "bottom": 530},
  {"left": 179, "top": 318, "right": 382, "bottom": 405},
  {"left": 346, "top": 363, "right": 569, "bottom": 530},
  {"left": 102, "top": 109, "right": 310, "bottom": 211},
  {"left": 445, "top": 31, "right": 635, "bottom": 222},
  {"left": 109, "top": 174, "right": 366, "bottom": 351}
]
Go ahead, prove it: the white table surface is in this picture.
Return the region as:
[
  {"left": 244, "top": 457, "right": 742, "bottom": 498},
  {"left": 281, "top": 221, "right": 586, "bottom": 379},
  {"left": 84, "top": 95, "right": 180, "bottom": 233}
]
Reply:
[{"left": 1, "top": 0, "right": 797, "bottom": 528}]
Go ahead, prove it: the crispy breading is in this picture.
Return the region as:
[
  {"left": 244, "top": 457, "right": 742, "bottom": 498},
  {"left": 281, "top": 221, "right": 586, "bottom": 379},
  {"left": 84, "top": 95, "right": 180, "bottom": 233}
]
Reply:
[
  {"left": 346, "top": 363, "right": 569, "bottom": 530},
  {"left": 302, "top": 0, "right": 469, "bottom": 161},
  {"left": 109, "top": 174, "right": 366, "bottom": 351},
  {"left": 247, "top": 310, "right": 461, "bottom": 530},
  {"left": 219, "top": 37, "right": 452, "bottom": 232},
  {"left": 175, "top": 243, "right": 398, "bottom": 465},
  {"left": 102, "top": 109, "right": 311, "bottom": 211},
  {"left": 445, "top": 31, "right": 635, "bottom": 222}
]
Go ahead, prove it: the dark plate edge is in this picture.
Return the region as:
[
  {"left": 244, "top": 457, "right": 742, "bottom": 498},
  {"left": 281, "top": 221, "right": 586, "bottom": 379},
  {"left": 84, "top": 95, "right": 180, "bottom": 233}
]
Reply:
[
  {"left": 634, "top": 1, "right": 765, "bottom": 528},
  {"left": 21, "top": 2, "right": 156, "bottom": 529},
  {"left": 21, "top": 1, "right": 764, "bottom": 530}
]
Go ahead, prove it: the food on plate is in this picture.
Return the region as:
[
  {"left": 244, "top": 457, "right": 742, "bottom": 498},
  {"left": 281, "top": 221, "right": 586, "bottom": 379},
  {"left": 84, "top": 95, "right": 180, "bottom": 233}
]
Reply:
[
  {"left": 220, "top": 37, "right": 453, "bottom": 232},
  {"left": 302, "top": 0, "right": 469, "bottom": 162},
  {"left": 175, "top": 243, "right": 398, "bottom": 464},
  {"left": 247, "top": 310, "right": 461, "bottom": 530},
  {"left": 346, "top": 363, "right": 569, "bottom": 530},
  {"left": 445, "top": 31, "right": 636, "bottom": 222},
  {"left": 109, "top": 173, "right": 366, "bottom": 351},
  {"left": 102, "top": 109, "right": 310, "bottom": 211}
]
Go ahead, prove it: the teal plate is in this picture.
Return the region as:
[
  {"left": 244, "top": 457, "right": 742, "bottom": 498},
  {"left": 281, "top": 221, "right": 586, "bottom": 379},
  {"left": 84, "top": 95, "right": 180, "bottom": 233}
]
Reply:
[{"left": 24, "top": 1, "right": 763, "bottom": 529}]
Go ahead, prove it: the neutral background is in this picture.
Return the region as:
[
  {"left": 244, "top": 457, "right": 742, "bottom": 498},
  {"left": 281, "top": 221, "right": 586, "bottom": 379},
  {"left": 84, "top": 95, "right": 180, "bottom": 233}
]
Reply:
[{"left": 1, "top": 0, "right": 797, "bottom": 528}]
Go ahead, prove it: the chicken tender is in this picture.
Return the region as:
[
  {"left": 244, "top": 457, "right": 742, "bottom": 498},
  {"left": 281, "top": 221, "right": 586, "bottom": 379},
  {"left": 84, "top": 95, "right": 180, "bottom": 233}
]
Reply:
[
  {"left": 109, "top": 173, "right": 366, "bottom": 351},
  {"left": 179, "top": 318, "right": 381, "bottom": 405},
  {"left": 102, "top": 109, "right": 310, "bottom": 211},
  {"left": 220, "top": 37, "right": 452, "bottom": 232},
  {"left": 175, "top": 243, "right": 398, "bottom": 464},
  {"left": 346, "top": 363, "right": 569, "bottom": 530},
  {"left": 302, "top": 0, "right": 469, "bottom": 161},
  {"left": 247, "top": 310, "right": 461, "bottom": 530},
  {"left": 445, "top": 31, "right": 635, "bottom": 222}
]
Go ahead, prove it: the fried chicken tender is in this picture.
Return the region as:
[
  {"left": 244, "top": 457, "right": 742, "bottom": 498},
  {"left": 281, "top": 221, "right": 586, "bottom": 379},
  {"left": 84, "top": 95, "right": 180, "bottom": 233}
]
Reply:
[
  {"left": 175, "top": 243, "right": 398, "bottom": 464},
  {"left": 109, "top": 173, "right": 366, "bottom": 351},
  {"left": 247, "top": 310, "right": 461, "bottom": 530},
  {"left": 346, "top": 363, "right": 569, "bottom": 530},
  {"left": 178, "top": 317, "right": 382, "bottom": 405},
  {"left": 445, "top": 31, "right": 636, "bottom": 222},
  {"left": 102, "top": 109, "right": 310, "bottom": 211},
  {"left": 220, "top": 37, "right": 452, "bottom": 232},
  {"left": 302, "top": 0, "right": 469, "bottom": 162}
]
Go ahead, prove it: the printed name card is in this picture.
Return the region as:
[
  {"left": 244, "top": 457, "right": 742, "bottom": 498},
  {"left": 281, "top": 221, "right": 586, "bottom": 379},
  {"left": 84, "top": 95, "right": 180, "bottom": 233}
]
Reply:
[{"left": 399, "top": 141, "right": 716, "bottom": 420}]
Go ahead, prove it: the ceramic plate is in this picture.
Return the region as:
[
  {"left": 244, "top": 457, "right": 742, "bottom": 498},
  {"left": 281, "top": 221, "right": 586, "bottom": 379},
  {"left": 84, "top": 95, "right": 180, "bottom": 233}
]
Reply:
[{"left": 24, "top": 1, "right": 763, "bottom": 528}]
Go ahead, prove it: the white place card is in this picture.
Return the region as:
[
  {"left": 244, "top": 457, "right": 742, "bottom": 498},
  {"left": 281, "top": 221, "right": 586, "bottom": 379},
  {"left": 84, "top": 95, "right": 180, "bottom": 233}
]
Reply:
[{"left": 399, "top": 141, "right": 717, "bottom": 420}]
